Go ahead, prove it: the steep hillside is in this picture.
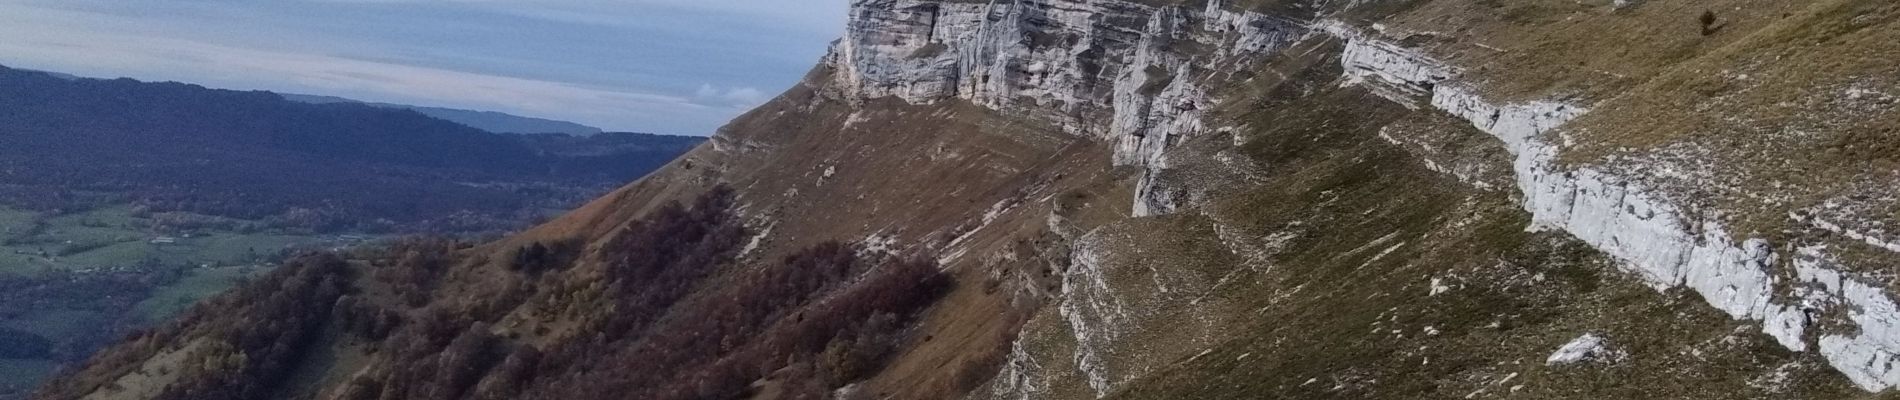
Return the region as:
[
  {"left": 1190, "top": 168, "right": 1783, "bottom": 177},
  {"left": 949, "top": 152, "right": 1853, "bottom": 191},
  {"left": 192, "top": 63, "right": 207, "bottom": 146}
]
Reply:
[{"left": 37, "top": 1, "right": 1900, "bottom": 399}]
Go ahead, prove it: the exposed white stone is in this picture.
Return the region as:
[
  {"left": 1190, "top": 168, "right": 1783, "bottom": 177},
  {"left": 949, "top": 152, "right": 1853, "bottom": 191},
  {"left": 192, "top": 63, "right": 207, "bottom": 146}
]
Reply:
[
  {"left": 1428, "top": 277, "right": 1453, "bottom": 296},
  {"left": 1327, "top": 20, "right": 1900, "bottom": 392},
  {"left": 1058, "top": 230, "right": 1127, "bottom": 397},
  {"left": 1550, "top": 333, "right": 1611, "bottom": 365},
  {"left": 1131, "top": 163, "right": 1175, "bottom": 217},
  {"left": 1547, "top": 333, "right": 1617, "bottom": 366},
  {"left": 1794, "top": 246, "right": 1900, "bottom": 391},
  {"left": 1321, "top": 20, "right": 1456, "bottom": 108},
  {"left": 832, "top": 0, "right": 1309, "bottom": 218},
  {"left": 832, "top": 383, "right": 862, "bottom": 399},
  {"left": 738, "top": 221, "right": 775, "bottom": 258},
  {"left": 830, "top": 0, "right": 1303, "bottom": 170},
  {"left": 989, "top": 332, "right": 1052, "bottom": 400}
]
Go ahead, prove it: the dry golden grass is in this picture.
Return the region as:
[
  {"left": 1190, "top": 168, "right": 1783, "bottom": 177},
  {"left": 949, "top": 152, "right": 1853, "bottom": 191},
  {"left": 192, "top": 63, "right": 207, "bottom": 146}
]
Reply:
[{"left": 1381, "top": 0, "right": 1810, "bottom": 102}]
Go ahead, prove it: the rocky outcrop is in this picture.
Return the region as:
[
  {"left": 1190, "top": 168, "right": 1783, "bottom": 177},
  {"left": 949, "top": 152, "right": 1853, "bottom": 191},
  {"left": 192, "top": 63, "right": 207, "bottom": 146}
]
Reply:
[
  {"left": 41, "top": 1, "right": 1900, "bottom": 400},
  {"left": 1325, "top": 21, "right": 1900, "bottom": 392},
  {"left": 827, "top": 0, "right": 1304, "bottom": 167},
  {"left": 1546, "top": 333, "right": 1621, "bottom": 366},
  {"left": 831, "top": 1, "right": 1900, "bottom": 395}
]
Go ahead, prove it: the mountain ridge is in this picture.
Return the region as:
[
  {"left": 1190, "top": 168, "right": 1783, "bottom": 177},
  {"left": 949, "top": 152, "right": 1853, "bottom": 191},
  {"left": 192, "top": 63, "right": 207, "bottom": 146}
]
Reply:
[
  {"left": 0, "top": 65, "right": 702, "bottom": 233},
  {"left": 10, "top": 69, "right": 618, "bottom": 137},
  {"left": 0, "top": 64, "right": 707, "bottom": 399},
  {"left": 276, "top": 94, "right": 610, "bottom": 137},
  {"left": 36, "top": 1, "right": 1900, "bottom": 399}
]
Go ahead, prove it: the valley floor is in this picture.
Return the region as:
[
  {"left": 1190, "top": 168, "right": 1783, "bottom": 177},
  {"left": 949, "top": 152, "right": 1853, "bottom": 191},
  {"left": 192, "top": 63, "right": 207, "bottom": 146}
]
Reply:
[{"left": 0, "top": 204, "right": 378, "bottom": 399}]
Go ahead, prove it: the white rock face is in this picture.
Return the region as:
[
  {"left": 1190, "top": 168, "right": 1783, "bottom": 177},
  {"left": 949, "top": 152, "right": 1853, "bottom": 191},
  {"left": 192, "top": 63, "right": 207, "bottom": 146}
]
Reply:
[
  {"left": 1546, "top": 333, "right": 1618, "bottom": 366},
  {"left": 828, "top": 2, "right": 1900, "bottom": 394},
  {"left": 1058, "top": 230, "right": 1125, "bottom": 397},
  {"left": 1322, "top": 21, "right": 1455, "bottom": 108},
  {"left": 989, "top": 335, "right": 1052, "bottom": 400},
  {"left": 1130, "top": 164, "right": 1174, "bottom": 217},
  {"left": 1798, "top": 247, "right": 1900, "bottom": 391},
  {"left": 1325, "top": 21, "right": 1900, "bottom": 392},
  {"left": 829, "top": 0, "right": 1304, "bottom": 168}
]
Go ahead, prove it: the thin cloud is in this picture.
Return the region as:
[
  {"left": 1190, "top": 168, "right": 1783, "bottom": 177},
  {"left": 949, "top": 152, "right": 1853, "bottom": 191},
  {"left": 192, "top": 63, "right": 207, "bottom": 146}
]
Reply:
[
  {"left": 0, "top": 25, "right": 722, "bottom": 133},
  {"left": 286, "top": 0, "right": 846, "bottom": 38},
  {"left": 0, "top": 0, "right": 848, "bottom": 135},
  {"left": 694, "top": 83, "right": 768, "bottom": 108}
]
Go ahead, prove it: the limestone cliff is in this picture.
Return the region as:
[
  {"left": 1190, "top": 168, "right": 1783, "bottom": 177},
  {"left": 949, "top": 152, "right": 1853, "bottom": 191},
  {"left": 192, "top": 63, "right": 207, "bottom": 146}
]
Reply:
[
  {"left": 826, "top": 0, "right": 1900, "bottom": 397},
  {"left": 37, "top": 1, "right": 1900, "bottom": 400},
  {"left": 826, "top": 0, "right": 1304, "bottom": 167}
]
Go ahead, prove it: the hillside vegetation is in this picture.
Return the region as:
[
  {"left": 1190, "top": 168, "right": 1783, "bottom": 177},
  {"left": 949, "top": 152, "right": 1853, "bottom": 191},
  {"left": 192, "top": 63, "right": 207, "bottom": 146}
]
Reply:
[
  {"left": 33, "top": 188, "right": 954, "bottom": 400},
  {"left": 0, "top": 66, "right": 699, "bottom": 234},
  {"left": 34, "top": 0, "right": 1900, "bottom": 399},
  {"left": 0, "top": 66, "right": 700, "bottom": 398}
]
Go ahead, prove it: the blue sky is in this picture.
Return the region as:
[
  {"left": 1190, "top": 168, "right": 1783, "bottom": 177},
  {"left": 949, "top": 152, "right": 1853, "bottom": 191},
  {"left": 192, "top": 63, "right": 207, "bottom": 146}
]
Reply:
[{"left": 0, "top": 0, "right": 849, "bottom": 135}]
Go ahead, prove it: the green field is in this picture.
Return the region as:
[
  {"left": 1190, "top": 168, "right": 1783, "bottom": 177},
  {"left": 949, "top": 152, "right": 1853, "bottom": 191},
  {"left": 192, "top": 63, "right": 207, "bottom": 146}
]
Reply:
[
  {"left": 132, "top": 265, "right": 264, "bottom": 322},
  {"left": 0, "top": 204, "right": 380, "bottom": 394},
  {"left": 0, "top": 205, "right": 359, "bottom": 276}
]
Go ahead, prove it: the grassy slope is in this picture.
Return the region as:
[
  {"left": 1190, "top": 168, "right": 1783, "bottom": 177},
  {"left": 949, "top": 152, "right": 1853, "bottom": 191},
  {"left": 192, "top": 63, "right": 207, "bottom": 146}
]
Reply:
[
  {"left": 1014, "top": 1, "right": 1895, "bottom": 398},
  {"left": 968, "top": 1, "right": 1897, "bottom": 394},
  {"left": 0, "top": 206, "right": 351, "bottom": 277},
  {"left": 27, "top": 1, "right": 1900, "bottom": 399},
  {"left": 1097, "top": 82, "right": 1857, "bottom": 398}
]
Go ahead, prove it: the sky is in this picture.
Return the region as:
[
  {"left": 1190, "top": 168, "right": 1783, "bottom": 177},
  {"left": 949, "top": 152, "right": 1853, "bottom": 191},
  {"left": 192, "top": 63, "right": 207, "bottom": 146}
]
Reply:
[{"left": 0, "top": 0, "right": 849, "bottom": 135}]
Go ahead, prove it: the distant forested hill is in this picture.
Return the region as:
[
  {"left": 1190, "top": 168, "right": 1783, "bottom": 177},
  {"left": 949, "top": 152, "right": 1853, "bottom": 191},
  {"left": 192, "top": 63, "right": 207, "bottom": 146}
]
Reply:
[
  {"left": 278, "top": 93, "right": 608, "bottom": 136},
  {"left": 515, "top": 132, "right": 706, "bottom": 181},
  {"left": 0, "top": 66, "right": 701, "bottom": 397},
  {"left": 0, "top": 66, "right": 701, "bottom": 233}
]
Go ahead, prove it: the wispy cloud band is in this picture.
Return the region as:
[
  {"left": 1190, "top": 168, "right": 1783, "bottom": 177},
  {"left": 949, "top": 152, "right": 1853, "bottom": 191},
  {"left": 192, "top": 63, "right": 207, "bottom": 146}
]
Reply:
[{"left": 0, "top": 0, "right": 844, "bottom": 135}]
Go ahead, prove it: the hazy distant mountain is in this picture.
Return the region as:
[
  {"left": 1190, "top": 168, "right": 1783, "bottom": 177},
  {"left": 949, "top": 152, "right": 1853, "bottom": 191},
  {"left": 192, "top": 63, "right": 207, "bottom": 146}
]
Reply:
[
  {"left": 0, "top": 65, "right": 698, "bottom": 233},
  {"left": 278, "top": 93, "right": 607, "bottom": 136},
  {"left": 20, "top": 69, "right": 80, "bottom": 81},
  {"left": 0, "top": 65, "right": 702, "bottom": 397},
  {"left": 17, "top": 71, "right": 610, "bottom": 136}
]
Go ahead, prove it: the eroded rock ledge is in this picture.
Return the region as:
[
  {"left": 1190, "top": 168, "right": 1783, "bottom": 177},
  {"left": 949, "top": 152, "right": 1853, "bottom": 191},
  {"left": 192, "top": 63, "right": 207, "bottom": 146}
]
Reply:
[
  {"left": 825, "top": 0, "right": 1302, "bottom": 167},
  {"left": 1325, "top": 20, "right": 1900, "bottom": 392},
  {"left": 830, "top": 0, "right": 1900, "bottom": 394}
]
